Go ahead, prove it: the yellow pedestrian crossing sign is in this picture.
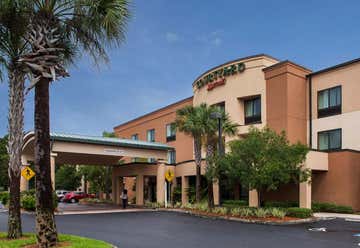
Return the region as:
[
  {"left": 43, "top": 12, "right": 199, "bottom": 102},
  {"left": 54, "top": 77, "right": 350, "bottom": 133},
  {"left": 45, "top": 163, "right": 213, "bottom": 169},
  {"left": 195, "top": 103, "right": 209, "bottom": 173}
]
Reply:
[
  {"left": 165, "top": 170, "right": 174, "bottom": 182},
  {"left": 21, "top": 166, "right": 35, "bottom": 181}
]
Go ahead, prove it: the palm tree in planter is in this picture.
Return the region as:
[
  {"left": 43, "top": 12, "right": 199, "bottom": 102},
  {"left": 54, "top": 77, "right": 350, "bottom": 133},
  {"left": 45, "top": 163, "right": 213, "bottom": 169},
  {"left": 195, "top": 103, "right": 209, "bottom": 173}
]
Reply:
[
  {"left": 175, "top": 105, "right": 204, "bottom": 203},
  {"left": 17, "top": 1, "right": 130, "bottom": 246},
  {"left": 198, "top": 104, "right": 237, "bottom": 209},
  {"left": 0, "top": 0, "right": 31, "bottom": 239}
]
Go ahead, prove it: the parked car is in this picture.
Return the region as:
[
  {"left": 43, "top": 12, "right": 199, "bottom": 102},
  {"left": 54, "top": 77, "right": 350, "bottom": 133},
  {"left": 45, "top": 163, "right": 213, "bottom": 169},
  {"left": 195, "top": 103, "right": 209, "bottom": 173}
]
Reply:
[
  {"left": 55, "top": 190, "right": 69, "bottom": 202},
  {"left": 62, "top": 191, "right": 94, "bottom": 203}
]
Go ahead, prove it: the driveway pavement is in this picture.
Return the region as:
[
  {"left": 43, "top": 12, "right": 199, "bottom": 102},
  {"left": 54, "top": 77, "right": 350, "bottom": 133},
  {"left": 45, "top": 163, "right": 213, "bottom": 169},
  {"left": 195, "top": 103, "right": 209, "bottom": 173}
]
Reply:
[{"left": 0, "top": 211, "right": 359, "bottom": 248}]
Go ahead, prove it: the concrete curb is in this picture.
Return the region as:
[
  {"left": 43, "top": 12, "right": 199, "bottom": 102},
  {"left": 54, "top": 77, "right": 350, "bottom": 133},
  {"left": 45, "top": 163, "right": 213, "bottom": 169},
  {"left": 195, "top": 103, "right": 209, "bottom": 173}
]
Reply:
[
  {"left": 55, "top": 208, "right": 156, "bottom": 216},
  {"left": 159, "top": 208, "right": 321, "bottom": 226}
]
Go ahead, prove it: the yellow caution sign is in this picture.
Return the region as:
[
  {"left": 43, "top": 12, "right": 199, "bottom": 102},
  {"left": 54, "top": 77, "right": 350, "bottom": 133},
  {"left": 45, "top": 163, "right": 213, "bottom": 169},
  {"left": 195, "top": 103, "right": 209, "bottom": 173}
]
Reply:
[
  {"left": 165, "top": 170, "right": 174, "bottom": 183},
  {"left": 21, "top": 166, "right": 35, "bottom": 181}
]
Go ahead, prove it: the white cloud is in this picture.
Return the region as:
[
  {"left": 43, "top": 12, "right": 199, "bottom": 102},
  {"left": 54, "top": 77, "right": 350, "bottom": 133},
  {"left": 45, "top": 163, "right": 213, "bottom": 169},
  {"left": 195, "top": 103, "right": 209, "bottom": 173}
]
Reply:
[
  {"left": 196, "top": 30, "right": 223, "bottom": 46},
  {"left": 165, "top": 32, "right": 180, "bottom": 43}
]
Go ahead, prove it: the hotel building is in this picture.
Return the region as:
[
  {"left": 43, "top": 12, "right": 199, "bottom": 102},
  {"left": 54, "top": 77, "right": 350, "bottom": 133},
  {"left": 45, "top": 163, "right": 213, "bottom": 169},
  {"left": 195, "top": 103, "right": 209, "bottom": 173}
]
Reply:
[{"left": 112, "top": 54, "right": 360, "bottom": 210}]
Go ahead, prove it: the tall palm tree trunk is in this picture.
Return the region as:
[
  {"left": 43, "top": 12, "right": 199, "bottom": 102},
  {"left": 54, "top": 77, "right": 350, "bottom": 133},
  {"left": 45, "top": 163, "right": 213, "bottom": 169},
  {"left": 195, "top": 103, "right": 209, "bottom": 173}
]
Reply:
[
  {"left": 194, "top": 138, "right": 202, "bottom": 203},
  {"left": 34, "top": 78, "right": 57, "bottom": 247},
  {"left": 7, "top": 66, "right": 25, "bottom": 239},
  {"left": 206, "top": 142, "right": 215, "bottom": 209}
]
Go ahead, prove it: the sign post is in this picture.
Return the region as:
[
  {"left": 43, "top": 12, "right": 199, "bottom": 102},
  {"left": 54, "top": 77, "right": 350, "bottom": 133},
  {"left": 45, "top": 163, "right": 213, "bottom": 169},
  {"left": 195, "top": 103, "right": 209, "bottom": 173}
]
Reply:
[{"left": 165, "top": 170, "right": 174, "bottom": 208}]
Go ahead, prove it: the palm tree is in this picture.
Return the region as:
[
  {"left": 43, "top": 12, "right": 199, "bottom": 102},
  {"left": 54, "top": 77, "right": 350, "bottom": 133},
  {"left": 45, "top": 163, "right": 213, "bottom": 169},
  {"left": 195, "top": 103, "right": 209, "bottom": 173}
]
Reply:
[
  {"left": 175, "top": 105, "right": 203, "bottom": 203},
  {"left": 197, "top": 104, "right": 237, "bottom": 208},
  {"left": 0, "top": 0, "right": 31, "bottom": 239},
  {"left": 17, "top": 1, "right": 130, "bottom": 246}
]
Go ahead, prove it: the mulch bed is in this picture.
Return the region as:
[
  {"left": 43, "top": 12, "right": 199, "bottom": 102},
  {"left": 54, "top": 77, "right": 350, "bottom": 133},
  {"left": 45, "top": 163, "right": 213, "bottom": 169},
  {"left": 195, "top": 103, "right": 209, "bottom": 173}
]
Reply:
[{"left": 185, "top": 208, "right": 298, "bottom": 221}]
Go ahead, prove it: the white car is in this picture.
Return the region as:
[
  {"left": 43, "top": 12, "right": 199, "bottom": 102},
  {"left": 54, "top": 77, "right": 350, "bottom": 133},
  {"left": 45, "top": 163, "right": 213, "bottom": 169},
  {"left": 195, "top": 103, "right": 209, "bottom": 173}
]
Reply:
[{"left": 56, "top": 190, "right": 69, "bottom": 202}]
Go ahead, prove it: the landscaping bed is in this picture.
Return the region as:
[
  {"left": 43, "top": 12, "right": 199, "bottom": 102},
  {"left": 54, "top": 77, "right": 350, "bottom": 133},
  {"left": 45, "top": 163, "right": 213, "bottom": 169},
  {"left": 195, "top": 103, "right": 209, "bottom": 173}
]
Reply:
[
  {"left": 0, "top": 233, "right": 114, "bottom": 248},
  {"left": 146, "top": 202, "right": 316, "bottom": 225}
]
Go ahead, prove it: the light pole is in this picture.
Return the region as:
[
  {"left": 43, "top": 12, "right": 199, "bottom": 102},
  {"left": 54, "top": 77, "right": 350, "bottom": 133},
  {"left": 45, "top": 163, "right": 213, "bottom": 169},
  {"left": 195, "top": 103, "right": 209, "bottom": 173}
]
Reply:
[
  {"left": 210, "top": 112, "right": 223, "bottom": 155},
  {"left": 210, "top": 111, "right": 223, "bottom": 205}
]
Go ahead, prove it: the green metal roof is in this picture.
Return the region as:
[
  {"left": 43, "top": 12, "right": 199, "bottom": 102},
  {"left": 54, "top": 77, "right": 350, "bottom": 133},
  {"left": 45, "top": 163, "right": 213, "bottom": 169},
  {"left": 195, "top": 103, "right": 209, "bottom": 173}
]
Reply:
[{"left": 49, "top": 132, "right": 174, "bottom": 151}]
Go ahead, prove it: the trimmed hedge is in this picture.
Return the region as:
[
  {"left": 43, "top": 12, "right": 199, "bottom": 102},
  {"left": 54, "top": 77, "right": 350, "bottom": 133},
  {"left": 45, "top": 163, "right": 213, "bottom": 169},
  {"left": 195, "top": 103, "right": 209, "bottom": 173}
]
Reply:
[
  {"left": 264, "top": 201, "right": 298, "bottom": 208},
  {"left": 222, "top": 200, "right": 248, "bottom": 208},
  {"left": 264, "top": 201, "right": 353, "bottom": 214},
  {"left": 0, "top": 191, "right": 9, "bottom": 205},
  {"left": 312, "top": 202, "right": 353, "bottom": 214},
  {"left": 286, "top": 207, "right": 313, "bottom": 218}
]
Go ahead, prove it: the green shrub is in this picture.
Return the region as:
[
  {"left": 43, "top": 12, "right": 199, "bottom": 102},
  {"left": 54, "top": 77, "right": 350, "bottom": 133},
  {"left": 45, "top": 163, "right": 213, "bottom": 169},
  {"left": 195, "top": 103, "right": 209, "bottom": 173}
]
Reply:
[
  {"left": 194, "top": 202, "right": 210, "bottom": 212},
  {"left": 144, "top": 202, "right": 165, "bottom": 209},
  {"left": 264, "top": 201, "right": 298, "bottom": 208},
  {"left": 21, "top": 194, "right": 35, "bottom": 211},
  {"left": 0, "top": 191, "right": 9, "bottom": 205},
  {"left": 312, "top": 202, "right": 353, "bottom": 214},
  {"left": 212, "top": 207, "right": 228, "bottom": 215},
  {"left": 222, "top": 200, "right": 248, "bottom": 208},
  {"left": 286, "top": 207, "right": 313, "bottom": 218},
  {"left": 230, "top": 207, "right": 254, "bottom": 217},
  {"left": 172, "top": 186, "right": 182, "bottom": 204},
  {"left": 19, "top": 190, "right": 58, "bottom": 211},
  {"left": 268, "top": 208, "right": 286, "bottom": 218},
  {"left": 253, "top": 208, "right": 270, "bottom": 218}
]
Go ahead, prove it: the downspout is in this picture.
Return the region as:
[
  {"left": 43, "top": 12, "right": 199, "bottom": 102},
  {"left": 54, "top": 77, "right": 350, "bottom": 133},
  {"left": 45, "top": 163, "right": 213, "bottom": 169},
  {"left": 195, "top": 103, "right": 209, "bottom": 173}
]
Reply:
[{"left": 308, "top": 75, "right": 313, "bottom": 149}]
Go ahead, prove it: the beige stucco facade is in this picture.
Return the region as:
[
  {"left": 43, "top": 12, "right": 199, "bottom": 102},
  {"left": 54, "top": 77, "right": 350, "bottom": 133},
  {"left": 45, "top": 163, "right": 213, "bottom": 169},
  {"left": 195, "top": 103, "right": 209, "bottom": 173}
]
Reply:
[{"left": 112, "top": 54, "right": 360, "bottom": 210}]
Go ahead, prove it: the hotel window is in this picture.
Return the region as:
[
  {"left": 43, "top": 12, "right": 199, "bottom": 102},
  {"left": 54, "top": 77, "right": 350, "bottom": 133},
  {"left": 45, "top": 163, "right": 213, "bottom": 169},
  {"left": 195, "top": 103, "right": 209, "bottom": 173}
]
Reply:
[
  {"left": 166, "top": 123, "right": 176, "bottom": 142},
  {"left": 318, "top": 129, "right": 342, "bottom": 151},
  {"left": 167, "top": 150, "right": 176, "bottom": 164},
  {"left": 147, "top": 129, "right": 155, "bottom": 142},
  {"left": 244, "top": 97, "right": 261, "bottom": 125},
  {"left": 318, "top": 86, "right": 341, "bottom": 118},
  {"left": 131, "top": 134, "right": 138, "bottom": 140}
]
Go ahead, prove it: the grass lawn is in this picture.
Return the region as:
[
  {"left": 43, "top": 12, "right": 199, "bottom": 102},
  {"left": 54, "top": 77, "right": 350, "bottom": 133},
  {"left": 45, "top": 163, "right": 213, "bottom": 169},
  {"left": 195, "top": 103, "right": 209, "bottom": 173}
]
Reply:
[{"left": 0, "top": 233, "right": 113, "bottom": 248}]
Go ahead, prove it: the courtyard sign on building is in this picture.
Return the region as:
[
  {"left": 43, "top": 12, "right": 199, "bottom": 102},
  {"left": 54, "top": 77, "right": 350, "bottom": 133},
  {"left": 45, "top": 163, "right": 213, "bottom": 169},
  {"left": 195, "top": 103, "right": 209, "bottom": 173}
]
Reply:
[{"left": 195, "top": 62, "right": 246, "bottom": 90}]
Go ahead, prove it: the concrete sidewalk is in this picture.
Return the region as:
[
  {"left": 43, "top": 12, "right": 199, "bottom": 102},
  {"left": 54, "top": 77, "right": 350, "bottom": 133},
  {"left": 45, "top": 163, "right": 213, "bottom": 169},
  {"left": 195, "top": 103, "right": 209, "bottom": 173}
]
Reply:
[{"left": 314, "top": 212, "right": 360, "bottom": 221}]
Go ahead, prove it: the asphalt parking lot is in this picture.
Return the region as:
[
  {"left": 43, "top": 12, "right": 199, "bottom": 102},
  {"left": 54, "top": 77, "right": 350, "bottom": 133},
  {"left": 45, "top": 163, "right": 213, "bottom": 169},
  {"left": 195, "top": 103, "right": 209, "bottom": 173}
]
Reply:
[{"left": 0, "top": 211, "right": 359, "bottom": 248}]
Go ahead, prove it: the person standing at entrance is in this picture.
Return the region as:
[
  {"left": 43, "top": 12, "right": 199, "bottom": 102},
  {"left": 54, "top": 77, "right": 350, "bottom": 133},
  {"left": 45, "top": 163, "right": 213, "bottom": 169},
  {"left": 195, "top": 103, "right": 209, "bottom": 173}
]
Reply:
[{"left": 120, "top": 189, "right": 128, "bottom": 209}]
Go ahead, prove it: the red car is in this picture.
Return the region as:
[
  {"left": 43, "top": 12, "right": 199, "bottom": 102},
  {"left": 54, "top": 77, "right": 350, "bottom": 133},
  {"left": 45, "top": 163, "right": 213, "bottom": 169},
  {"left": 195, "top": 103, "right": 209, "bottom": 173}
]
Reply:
[{"left": 63, "top": 191, "right": 93, "bottom": 203}]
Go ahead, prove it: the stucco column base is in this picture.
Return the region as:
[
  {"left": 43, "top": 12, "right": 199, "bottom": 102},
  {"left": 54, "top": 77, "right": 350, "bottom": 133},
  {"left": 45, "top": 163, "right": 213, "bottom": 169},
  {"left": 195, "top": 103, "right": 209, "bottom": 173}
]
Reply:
[
  {"left": 156, "top": 162, "right": 166, "bottom": 204},
  {"left": 213, "top": 180, "right": 220, "bottom": 206},
  {"left": 181, "top": 176, "right": 189, "bottom": 205},
  {"left": 136, "top": 175, "right": 144, "bottom": 206},
  {"left": 249, "top": 189, "right": 259, "bottom": 207},
  {"left": 299, "top": 178, "right": 312, "bottom": 209}
]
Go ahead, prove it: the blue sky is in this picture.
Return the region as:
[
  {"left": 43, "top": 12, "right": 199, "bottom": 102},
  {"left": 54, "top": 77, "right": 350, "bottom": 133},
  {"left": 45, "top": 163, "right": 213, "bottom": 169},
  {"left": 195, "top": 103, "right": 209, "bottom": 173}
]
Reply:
[{"left": 1, "top": 0, "right": 360, "bottom": 137}]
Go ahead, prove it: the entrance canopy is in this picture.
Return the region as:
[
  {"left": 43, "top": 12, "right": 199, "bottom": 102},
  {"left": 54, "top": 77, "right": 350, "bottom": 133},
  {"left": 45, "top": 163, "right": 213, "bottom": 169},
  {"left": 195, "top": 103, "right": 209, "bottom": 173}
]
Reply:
[{"left": 22, "top": 132, "right": 173, "bottom": 166}]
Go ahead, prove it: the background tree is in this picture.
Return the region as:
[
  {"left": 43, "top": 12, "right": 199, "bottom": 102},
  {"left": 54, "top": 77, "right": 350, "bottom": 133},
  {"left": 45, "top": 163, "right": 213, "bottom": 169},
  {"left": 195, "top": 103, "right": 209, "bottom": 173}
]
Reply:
[
  {"left": 79, "top": 166, "right": 112, "bottom": 199},
  {"left": 0, "top": 0, "right": 32, "bottom": 239},
  {"left": 0, "top": 135, "right": 9, "bottom": 191},
  {"left": 175, "top": 106, "right": 203, "bottom": 203},
  {"left": 55, "top": 165, "right": 81, "bottom": 191},
  {"left": 223, "top": 127, "right": 310, "bottom": 207},
  {"left": 17, "top": 1, "right": 130, "bottom": 246}
]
